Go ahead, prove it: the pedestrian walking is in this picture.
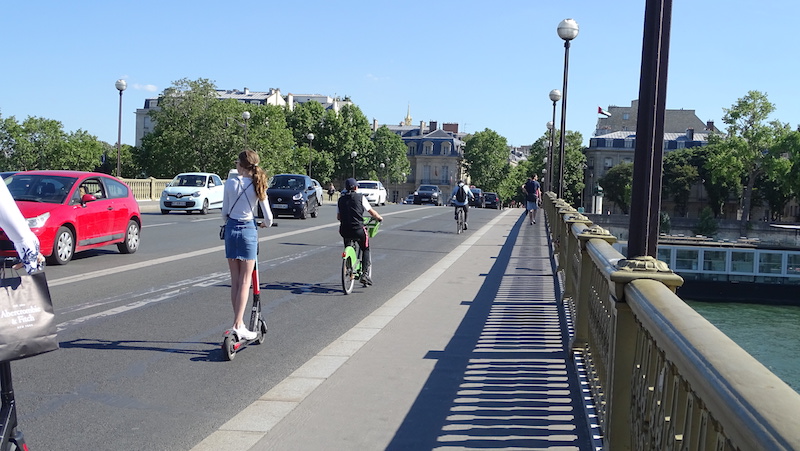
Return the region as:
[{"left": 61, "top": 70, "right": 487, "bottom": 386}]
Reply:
[
  {"left": 327, "top": 182, "right": 336, "bottom": 201},
  {"left": 521, "top": 174, "right": 541, "bottom": 225}
]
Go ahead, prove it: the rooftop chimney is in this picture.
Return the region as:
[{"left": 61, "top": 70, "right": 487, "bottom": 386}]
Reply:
[
  {"left": 686, "top": 128, "right": 695, "bottom": 140},
  {"left": 706, "top": 120, "right": 715, "bottom": 131}
]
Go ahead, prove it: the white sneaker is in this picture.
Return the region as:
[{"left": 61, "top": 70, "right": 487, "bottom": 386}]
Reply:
[{"left": 233, "top": 326, "right": 257, "bottom": 340}]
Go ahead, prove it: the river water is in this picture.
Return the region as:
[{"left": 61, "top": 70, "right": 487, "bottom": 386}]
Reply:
[{"left": 686, "top": 300, "right": 800, "bottom": 394}]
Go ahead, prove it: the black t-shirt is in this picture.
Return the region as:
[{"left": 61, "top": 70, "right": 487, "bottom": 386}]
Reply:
[
  {"left": 524, "top": 180, "right": 540, "bottom": 202},
  {"left": 338, "top": 192, "right": 365, "bottom": 235}
]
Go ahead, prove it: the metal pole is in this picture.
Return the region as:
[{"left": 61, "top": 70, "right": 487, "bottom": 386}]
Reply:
[
  {"left": 548, "top": 102, "right": 557, "bottom": 191},
  {"left": 627, "top": 0, "right": 673, "bottom": 258},
  {"left": 116, "top": 89, "right": 123, "bottom": 178},
  {"left": 557, "top": 41, "right": 571, "bottom": 199}
]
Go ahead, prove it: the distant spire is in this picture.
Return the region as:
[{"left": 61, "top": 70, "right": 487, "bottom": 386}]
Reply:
[{"left": 404, "top": 103, "right": 412, "bottom": 126}]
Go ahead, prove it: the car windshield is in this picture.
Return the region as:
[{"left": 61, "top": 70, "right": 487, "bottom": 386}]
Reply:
[
  {"left": 486, "top": 194, "right": 497, "bottom": 200},
  {"left": 269, "top": 176, "right": 304, "bottom": 190},
  {"left": 6, "top": 174, "right": 78, "bottom": 204},
  {"left": 358, "top": 182, "right": 378, "bottom": 189},
  {"left": 471, "top": 189, "right": 481, "bottom": 194},
  {"left": 173, "top": 174, "right": 207, "bottom": 187},
  {"left": 420, "top": 185, "right": 437, "bottom": 191}
]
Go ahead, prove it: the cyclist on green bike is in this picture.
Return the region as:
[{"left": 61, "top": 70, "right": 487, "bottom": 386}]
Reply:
[
  {"left": 337, "top": 178, "right": 383, "bottom": 285},
  {"left": 451, "top": 180, "right": 475, "bottom": 230}
]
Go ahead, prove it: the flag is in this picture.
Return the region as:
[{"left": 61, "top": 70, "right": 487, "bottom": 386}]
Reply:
[{"left": 598, "top": 107, "right": 611, "bottom": 117}]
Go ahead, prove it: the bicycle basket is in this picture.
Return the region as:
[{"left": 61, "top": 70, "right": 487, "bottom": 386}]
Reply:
[{"left": 364, "top": 218, "right": 380, "bottom": 238}]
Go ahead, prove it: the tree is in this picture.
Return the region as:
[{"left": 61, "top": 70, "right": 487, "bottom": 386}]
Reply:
[
  {"left": 662, "top": 148, "right": 700, "bottom": 217},
  {"left": 140, "top": 78, "right": 240, "bottom": 178},
  {"left": 319, "top": 104, "right": 375, "bottom": 180},
  {"left": 0, "top": 114, "right": 104, "bottom": 172},
  {"left": 706, "top": 91, "right": 788, "bottom": 234},
  {"left": 693, "top": 206, "right": 718, "bottom": 237},
  {"left": 598, "top": 162, "right": 633, "bottom": 214},
  {"left": 551, "top": 130, "right": 586, "bottom": 205},
  {"left": 372, "top": 126, "right": 410, "bottom": 186},
  {"left": 463, "top": 128, "right": 510, "bottom": 192}
]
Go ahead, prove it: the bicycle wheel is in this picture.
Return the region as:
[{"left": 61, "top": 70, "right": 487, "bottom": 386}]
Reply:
[
  {"left": 342, "top": 255, "right": 355, "bottom": 294},
  {"left": 456, "top": 208, "right": 465, "bottom": 234}
]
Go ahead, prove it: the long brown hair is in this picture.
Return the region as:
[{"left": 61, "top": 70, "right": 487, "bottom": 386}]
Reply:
[{"left": 239, "top": 149, "right": 267, "bottom": 201}]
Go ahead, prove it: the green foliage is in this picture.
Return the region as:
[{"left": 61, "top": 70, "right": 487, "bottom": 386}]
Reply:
[
  {"left": 372, "top": 126, "right": 411, "bottom": 184},
  {"left": 706, "top": 91, "right": 788, "bottom": 229},
  {"left": 463, "top": 128, "right": 510, "bottom": 192},
  {"left": 659, "top": 211, "right": 671, "bottom": 234},
  {"left": 662, "top": 149, "right": 700, "bottom": 217},
  {"left": 551, "top": 130, "right": 586, "bottom": 204},
  {"left": 693, "top": 206, "right": 718, "bottom": 237},
  {"left": 0, "top": 114, "right": 104, "bottom": 172},
  {"left": 598, "top": 162, "right": 633, "bottom": 214}
]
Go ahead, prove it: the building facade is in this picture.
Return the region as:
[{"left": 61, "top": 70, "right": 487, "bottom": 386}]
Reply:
[
  {"left": 584, "top": 100, "right": 719, "bottom": 216},
  {"left": 379, "top": 116, "right": 466, "bottom": 202}
]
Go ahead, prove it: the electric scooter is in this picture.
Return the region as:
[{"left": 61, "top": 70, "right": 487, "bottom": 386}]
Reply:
[{"left": 222, "top": 223, "right": 270, "bottom": 361}]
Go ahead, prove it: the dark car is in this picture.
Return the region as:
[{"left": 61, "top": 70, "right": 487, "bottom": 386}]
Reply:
[
  {"left": 413, "top": 185, "right": 443, "bottom": 206},
  {"left": 267, "top": 174, "right": 320, "bottom": 219},
  {"left": 469, "top": 188, "right": 485, "bottom": 208},
  {"left": 485, "top": 192, "right": 501, "bottom": 209}
]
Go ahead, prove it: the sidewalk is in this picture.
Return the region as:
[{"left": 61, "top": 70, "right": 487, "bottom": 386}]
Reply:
[{"left": 192, "top": 209, "right": 594, "bottom": 450}]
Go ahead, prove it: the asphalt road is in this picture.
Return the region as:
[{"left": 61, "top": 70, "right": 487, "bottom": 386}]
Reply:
[{"left": 12, "top": 202, "right": 505, "bottom": 450}]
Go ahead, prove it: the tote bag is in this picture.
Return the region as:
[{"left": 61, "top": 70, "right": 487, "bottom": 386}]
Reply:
[{"left": 0, "top": 270, "right": 59, "bottom": 361}]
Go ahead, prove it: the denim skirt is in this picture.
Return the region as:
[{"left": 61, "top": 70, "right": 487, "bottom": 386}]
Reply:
[{"left": 224, "top": 219, "right": 258, "bottom": 260}]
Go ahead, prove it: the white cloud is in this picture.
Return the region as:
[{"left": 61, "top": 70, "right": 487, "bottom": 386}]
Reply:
[{"left": 133, "top": 83, "right": 159, "bottom": 92}]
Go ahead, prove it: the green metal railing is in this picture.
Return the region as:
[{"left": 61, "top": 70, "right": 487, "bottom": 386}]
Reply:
[{"left": 542, "top": 192, "right": 800, "bottom": 451}]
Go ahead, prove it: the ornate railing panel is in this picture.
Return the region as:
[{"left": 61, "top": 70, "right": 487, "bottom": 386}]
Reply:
[{"left": 542, "top": 193, "right": 800, "bottom": 451}]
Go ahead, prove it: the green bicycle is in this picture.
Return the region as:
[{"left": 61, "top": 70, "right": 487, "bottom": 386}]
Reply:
[{"left": 341, "top": 217, "right": 381, "bottom": 294}]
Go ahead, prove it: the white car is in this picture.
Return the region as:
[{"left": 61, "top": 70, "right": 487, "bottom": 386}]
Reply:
[
  {"left": 357, "top": 180, "right": 387, "bottom": 206},
  {"left": 160, "top": 172, "right": 224, "bottom": 214},
  {"left": 311, "top": 178, "right": 324, "bottom": 205}
]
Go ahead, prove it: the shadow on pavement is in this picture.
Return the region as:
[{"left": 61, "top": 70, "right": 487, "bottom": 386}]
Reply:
[{"left": 386, "top": 214, "right": 594, "bottom": 450}]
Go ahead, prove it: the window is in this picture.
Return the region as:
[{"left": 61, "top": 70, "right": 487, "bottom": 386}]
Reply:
[
  {"left": 657, "top": 248, "right": 672, "bottom": 266},
  {"left": 422, "top": 165, "right": 431, "bottom": 181},
  {"left": 104, "top": 178, "right": 130, "bottom": 199},
  {"left": 442, "top": 142, "right": 451, "bottom": 155},
  {"left": 623, "top": 113, "right": 630, "bottom": 120},
  {"left": 788, "top": 254, "right": 800, "bottom": 275},
  {"left": 758, "top": 252, "right": 783, "bottom": 274},
  {"left": 423, "top": 142, "right": 433, "bottom": 155},
  {"left": 604, "top": 157, "right": 613, "bottom": 168},
  {"left": 407, "top": 144, "right": 415, "bottom": 155},
  {"left": 702, "top": 250, "right": 726, "bottom": 271},
  {"left": 675, "top": 249, "right": 699, "bottom": 271},
  {"left": 731, "top": 251, "right": 754, "bottom": 273}
]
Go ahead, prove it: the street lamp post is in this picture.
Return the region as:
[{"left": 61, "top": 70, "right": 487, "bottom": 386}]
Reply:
[
  {"left": 547, "top": 89, "right": 561, "bottom": 192},
  {"left": 114, "top": 79, "right": 127, "bottom": 178},
  {"left": 556, "top": 18, "right": 578, "bottom": 199},
  {"left": 307, "top": 133, "right": 315, "bottom": 178},
  {"left": 241, "top": 111, "right": 250, "bottom": 146},
  {"left": 350, "top": 151, "right": 357, "bottom": 179}
]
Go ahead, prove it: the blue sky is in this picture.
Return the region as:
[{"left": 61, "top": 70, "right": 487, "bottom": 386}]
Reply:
[{"left": 3, "top": 1, "right": 799, "bottom": 150}]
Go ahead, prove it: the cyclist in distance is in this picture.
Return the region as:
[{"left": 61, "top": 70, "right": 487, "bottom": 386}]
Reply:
[
  {"left": 451, "top": 180, "right": 475, "bottom": 230},
  {"left": 337, "top": 178, "right": 383, "bottom": 285}
]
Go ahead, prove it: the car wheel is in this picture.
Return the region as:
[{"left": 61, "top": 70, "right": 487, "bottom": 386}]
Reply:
[
  {"left": 200, "top": 199, "right": 209, "bottom": 215},
  {"left": 299, "top": 203, "right": 308, "bottom": 220},
  {"left": 161, "top": 209, "right": 169, "bottom": 215},
  {"left": 49, "top": 226, "right": 74, "bottom": 265},
  {"left": 310, "top": 198, "right": 318, "bottom": 218},
  {"left": 117, "top": 219, "right": 140, "bottom": 254}
]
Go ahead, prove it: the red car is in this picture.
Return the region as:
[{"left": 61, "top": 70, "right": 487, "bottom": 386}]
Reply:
[{"left": 1, "top": 171, "right": 141, "bottom": 265}]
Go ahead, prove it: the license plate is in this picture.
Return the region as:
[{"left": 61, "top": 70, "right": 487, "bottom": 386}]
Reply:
[
  {"left": 272, "top": 204, "right": 288, "bottom": 209},
  {"left": 172, "top": 201, "right": 186, "bottom": 206}
]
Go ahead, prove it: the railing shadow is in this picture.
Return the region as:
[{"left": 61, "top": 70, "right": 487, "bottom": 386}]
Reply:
[{"left": 386, "top": 214, "right": 593, "bottom": 450}]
